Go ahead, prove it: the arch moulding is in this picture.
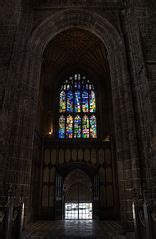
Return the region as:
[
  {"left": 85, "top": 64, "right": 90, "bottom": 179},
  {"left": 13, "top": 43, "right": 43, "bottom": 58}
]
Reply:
[{"left": 23, "top": 9, "right": 140, "bottom": 225}]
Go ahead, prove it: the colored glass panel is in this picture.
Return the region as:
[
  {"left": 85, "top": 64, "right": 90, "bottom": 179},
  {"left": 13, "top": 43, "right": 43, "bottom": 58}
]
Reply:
[
  {"left": 89, "top": 90, "right": 96, "bottom": 112},
  {"left": 59, "top": 91, "right": 66, "bottom": 112},
  {"left": 59, "top": 74, "right": 97, "bottom": 139},
  {"left": 66, "top": 115, "right": 73, "bottom": 138},
  {"left": 59, "top": 115, "right": 65, "bottom": 138},
  {"left": 74, "top": 91, "right": 81, "bottom": 113},
  {"left": 82, "top": 90, "right": 89, "bottom": 112},
  {"left": 74, "top": 115, "right": 81, "bottom": 138},
  {"left": 67, "top": 84, "right": 70, "bottom": 90},
  {"left": 82, "top": 115, "right": 89, "bottom": 138},
  {"left": 90, "top": 115, "right": 97, "bottom": 138},
  {"left": 67, "top": 90, "right": 73, "bottom": 112},
  {"left": 78, "top": 82, "right": 81, "bottom": 89},
  {"left": 75, "top": 82, "right": 78, "bottom": 89}
]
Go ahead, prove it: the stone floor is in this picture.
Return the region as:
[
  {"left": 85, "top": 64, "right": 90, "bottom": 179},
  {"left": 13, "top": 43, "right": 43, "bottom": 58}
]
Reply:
[{"left": 24, "top": 220, "right": 127, "bottom": 239}]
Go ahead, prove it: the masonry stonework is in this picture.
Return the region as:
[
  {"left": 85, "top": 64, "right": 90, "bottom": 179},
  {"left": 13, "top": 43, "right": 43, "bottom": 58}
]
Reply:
[{"left": 0, "top": 0, "right": 156, "bottom": 230}]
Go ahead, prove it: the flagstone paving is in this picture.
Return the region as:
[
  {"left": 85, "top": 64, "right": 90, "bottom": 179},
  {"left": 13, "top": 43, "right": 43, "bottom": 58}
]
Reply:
[{"left": 24, "top": 220, "right": 127, "bottom": 239}]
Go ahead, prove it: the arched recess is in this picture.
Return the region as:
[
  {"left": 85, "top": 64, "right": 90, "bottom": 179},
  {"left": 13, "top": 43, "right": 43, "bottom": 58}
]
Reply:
[
  {"left": 63, "top": 169, "right": 92, "bottom": 220},
  {"left": 10, "top": 9, "right": 141, "bottom": 226},
  {"left": 55, "top": 162, "right": 98, "bottom": 220}
]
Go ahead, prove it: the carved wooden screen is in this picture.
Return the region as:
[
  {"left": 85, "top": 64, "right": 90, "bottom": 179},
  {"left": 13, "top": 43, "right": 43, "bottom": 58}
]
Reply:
[
  {"left": 41, "top": 142, "right": 116, "bottom": 219},
  {"left": 99, "top": 148, "right": 114, "bottom": 218},
  {"left": 55, "top": 174, "right": 63, "bottom": 219}
]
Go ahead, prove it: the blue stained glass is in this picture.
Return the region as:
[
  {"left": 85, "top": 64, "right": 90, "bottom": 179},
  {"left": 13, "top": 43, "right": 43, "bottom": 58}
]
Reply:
[
  {"left": 67, "top": 91, "right": 73, "bottom": 112},
  {"left": 89, "top": 90, "right": 96, "bottom": 112},
  {"left": 74, "top": 91, "right": 81, "bottom": 112},
  {"left": 78, "top": 82, "right": 81, "bottom": 89},
  {"left": 59, "top": 115, "right": 65, "bottom": 138},
  {"left": 74, "top": 115, "right": 81, "bottom": 138},
  {"left": 75, "top": 82, "right": 77, "bottom": 89},
  {"left": 59, "top": 73, "right": 96, "bottom": 139},
  {"left": 59, "top": 91, "right": 66, "bottom": 112},
  {"left": 82, "top": 90, "right": 89, "bottom": 112},
  {"left": 90, "top": 115, "right": 97, "bottom": 138}
]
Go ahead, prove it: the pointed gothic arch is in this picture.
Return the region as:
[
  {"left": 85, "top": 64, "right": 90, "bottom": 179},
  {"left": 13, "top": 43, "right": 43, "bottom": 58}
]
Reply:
[{"left": 4, "top": 9, "right": 142, "bottom": 226}]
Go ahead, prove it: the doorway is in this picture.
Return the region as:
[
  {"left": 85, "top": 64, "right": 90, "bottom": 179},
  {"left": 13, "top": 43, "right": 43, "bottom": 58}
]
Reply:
[
  {"left": 63, "top": 169, "right": 93, "bottom": 220},
  {"left": 65, "top": 202, "right": 92, "bottom": 219}
]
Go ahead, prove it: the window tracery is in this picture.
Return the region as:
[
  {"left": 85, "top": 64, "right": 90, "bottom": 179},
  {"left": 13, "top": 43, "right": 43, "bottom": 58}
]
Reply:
[{"left": 58, "top": 73, "right": 97, "bottom": 139}]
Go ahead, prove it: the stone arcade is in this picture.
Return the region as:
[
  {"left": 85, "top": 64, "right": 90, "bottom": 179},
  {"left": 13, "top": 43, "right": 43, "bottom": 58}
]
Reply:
[{"left": 0, "top": 0, "right": 156, "bottom": 238}]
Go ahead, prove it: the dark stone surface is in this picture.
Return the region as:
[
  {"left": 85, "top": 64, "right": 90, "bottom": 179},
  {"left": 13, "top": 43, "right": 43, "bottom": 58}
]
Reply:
[
  {"left": 0, "top": 0, "right": 155, "bottom": 232},
  {"left": 25, "top": 220, "right": 125, "bottom": 239}
]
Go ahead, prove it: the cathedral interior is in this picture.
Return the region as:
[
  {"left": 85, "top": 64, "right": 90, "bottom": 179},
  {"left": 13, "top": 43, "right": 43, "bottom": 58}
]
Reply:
[{"left": 0, "top": 1, "right": 156, "bottom": 239}]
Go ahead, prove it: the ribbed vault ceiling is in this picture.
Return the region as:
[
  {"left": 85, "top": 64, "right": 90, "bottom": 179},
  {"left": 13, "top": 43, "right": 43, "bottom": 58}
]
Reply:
[
  {"left": 43, "top": 28, "right": 109, "bottom": 78},
  {"left": 64, "top": 169, "right": 91, "bottom": 193}
]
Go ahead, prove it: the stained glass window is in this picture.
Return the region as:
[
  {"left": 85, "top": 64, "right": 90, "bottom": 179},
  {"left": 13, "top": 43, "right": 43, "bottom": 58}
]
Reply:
[
  {"left": 67, "top": 91, "right": 73, "bottom": 112},
  {"left": 59, "top": 115, "right": 65, "bottom": 139},
  {"left": 82, "top": 91, "right": 89, "bottom": 112},
  {"left": 90, "top": 115, "right": 97, "bottom": 138},
  {"left": 59, "top": 91, "right": 66, "bottom": 112},
  {"left": 74, "top": 115, "right": 81, "bottom": 138},
  {"left": 74, "top": 91, "right": 81, "bottom": 113},
  {"left": 66, "top": 115, "right": 73, "bottom": 138},
  {"left": 89, "top": 91, "right": 96, "bottom": 112},
  {"left": 58, "top": 73, "right": 97, "bottom": 139},
  {"left": 82, "top": 115, "right": 89, "bottom": 138}
]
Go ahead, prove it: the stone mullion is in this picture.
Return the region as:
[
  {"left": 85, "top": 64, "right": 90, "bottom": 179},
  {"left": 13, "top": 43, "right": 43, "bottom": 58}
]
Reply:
[{"left": 123, "top": 7, "right": 153, "bottom": 200}]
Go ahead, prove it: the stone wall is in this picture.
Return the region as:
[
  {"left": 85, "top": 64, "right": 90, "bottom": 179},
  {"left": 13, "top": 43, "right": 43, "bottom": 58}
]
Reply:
[
  {"left": 0, "top": 0, "right": 156, "bottom": 228},
  {"left": 0, "top": 0, "right": 22, "bottom": 195}
]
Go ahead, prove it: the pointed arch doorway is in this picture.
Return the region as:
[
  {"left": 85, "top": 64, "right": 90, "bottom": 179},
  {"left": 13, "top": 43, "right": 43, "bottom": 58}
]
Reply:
[
  {"left": 64, "top": 169, "right": 92, "bottom": 220},
  {"left": 54, "top": 162, "right": 99, "bottom": 220}
]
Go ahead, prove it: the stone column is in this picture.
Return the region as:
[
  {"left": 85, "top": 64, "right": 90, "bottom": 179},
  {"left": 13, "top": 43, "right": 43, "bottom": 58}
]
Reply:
[{"left": 121, "top": 2, "right": 153, "bottom": 202}]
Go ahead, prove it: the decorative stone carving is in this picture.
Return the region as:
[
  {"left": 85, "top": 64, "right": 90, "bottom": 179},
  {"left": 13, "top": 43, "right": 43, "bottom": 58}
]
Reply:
[
  {"left": 105, "top": 149, "right": 111, "bottom": 165},
  {"left": 99, "top": 167, "right": 105, "bottom": 183},
  {"left": 98, "top": 148, "right": 105, "bottom": 165},
  {"left": 78, "top": 149, "right": 83, "bottom": 161},
  {"left": 72, "top": 149, "right": 77, "bottom": 161},
  {"left": 43, "top": 167, "right": 49, "bottom": 182},
  {"left": 65, "top": 149, "right": 71, "bottom": 162},
  {"left": 106, "top": 167, "right": 112, "bottom": 183},
  {"left": 51, "top": 149, "right": 57, "bottom": 166},
  {"left": 50, "top": 167, "right": 55, "bottom": 183},
  {"left": 59, "top": 149, "right": 64, "bottom": 165},
  {"left": 84, "top": 149, "right": 90, "bottom": 162},
  {"left": 91, "top": 149, "right": 97, "bottom": 165},
  {"left": 45, "top": 149, "right": 50, "bottom": 165}
]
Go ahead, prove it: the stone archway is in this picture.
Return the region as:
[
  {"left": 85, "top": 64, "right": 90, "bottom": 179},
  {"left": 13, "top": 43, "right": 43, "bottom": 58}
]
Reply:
[
  {"left": 63, "top": 169, "right": 92, "bottom": 220},
  {"left": 4, "top": 9, "right": 142, "bottom": 226}
]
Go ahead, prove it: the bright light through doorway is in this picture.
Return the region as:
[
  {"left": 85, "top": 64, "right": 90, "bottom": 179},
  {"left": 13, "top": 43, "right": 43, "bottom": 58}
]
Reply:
[{"left": 65, "top": 203, "right": 92, "bottom": 219}]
